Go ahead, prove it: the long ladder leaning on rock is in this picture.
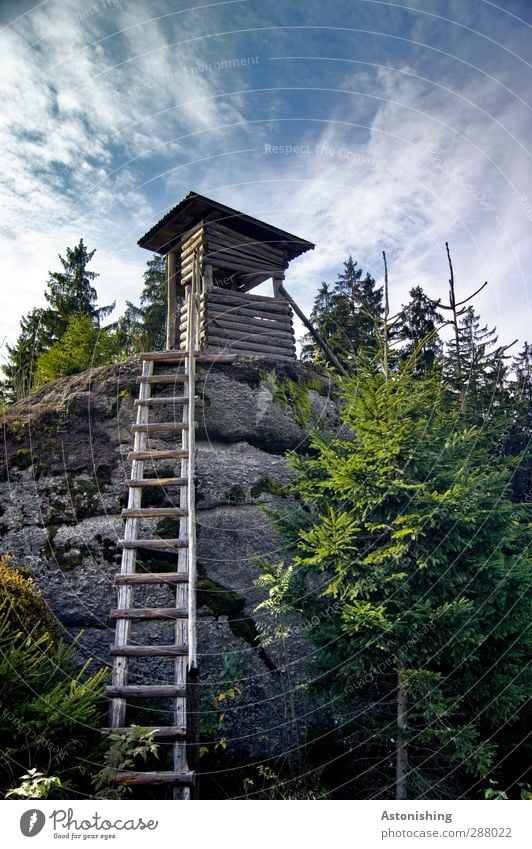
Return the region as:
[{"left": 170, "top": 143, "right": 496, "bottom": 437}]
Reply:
[{"left": 105, "top": 252, "right": 207, "bottom": 798}]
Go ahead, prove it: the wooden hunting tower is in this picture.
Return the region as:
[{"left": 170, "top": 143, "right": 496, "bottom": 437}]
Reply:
[{"left": 138, "top": 191, "right": 315, "bottom": 360}]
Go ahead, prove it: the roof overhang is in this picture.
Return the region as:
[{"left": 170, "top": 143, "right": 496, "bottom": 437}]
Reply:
[{"left": 138, "top": 191, "right": 315, "bottom": 262}]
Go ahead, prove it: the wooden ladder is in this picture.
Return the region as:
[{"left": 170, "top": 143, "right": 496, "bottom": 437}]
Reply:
[{"left": 106, "top": 256, "right": 203, "bottom": 798}]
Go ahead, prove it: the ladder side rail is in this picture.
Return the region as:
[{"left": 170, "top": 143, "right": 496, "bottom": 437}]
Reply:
[
  {"left": 110, "top": 359, "right": 153, "bottom": 728},
  {"left": 187, "top": 250, "right": 199, "bottom": 669}
]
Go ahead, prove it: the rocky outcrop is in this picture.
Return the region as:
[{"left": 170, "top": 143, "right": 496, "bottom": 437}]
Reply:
[{"left": 0, "top": 356, "right": 338, "bottom": 764}]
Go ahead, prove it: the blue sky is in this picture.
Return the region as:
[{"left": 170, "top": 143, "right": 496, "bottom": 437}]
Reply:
[{"left": 1, "top": 0, "right": 530, "bottom": 353}]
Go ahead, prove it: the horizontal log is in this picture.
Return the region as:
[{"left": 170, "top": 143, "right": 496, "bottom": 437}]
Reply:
[
  {"left": 110, "top": 608, "right": 188, "bottom": 620},
  {"left": 131, "top": 422, "right": 188, "bottom": 433},
  {"left": 206, "top": 238, "right": 284, "bottom": 271},
  {"left": 204, "top": 344, "right": 295, "bottom": 362},
  {"left": 207, "top": 317, "right": 294, "bottom": 339},
  {"left": 208, "top": 222, "right": 285, "bottom": 260},
  {"left": 207, "top": 255, "right": 278, "bottom": 276},
  {"left": 141, "top": 351, "right": 189, "bottom": 361},
  {"left": 119, "top": 538, "right": 188, "bottom": 550},
  {"left": 207, "top": 335, "right": 296, "bottom": 357},
  {"left": 137, "top": 374, "right": 188, "bottom": 384},
  {"left": 114, "top": 572, "right": 188, "bottom": 585},
  {"left": 205, "top": 306, "right": 292, "bottom": 327},
  {"left": 110, "top": 644, "right": 188, "bottom": 656},
  {"left": 121, "top": 507, "right": 187, "bottom": 518},
  {"left": 126, "top": 477, "right": 187, "bottom": 488},
  {"left": 108, "top": 770, "right": 194, "bottom": 786},
  {"left": 134, "top": 397, "right": 187, "bottom": 406},
  {"left": 104, "top": 725, "right": 187, "bottom": 738},
  {"left": 207, "top": 325, "right": 295, "bottom": 349},
  {"left": 105, "top": 685, "right": 186, "bottom": 698},
  {"left": 206, "top": 298, "right": 292, "bottom": 318},
  {"left": 127, "top": 449, "right": 188, "bottom": 461},
  {"left": 206, "top": 287, "right": 288, "bottom": 305}
]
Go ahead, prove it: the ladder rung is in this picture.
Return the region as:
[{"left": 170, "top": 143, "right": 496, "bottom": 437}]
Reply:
[
  {"left": 114, "top": 573, "right": 188, "bottom": 586},
  {"left": 119, "top": 539, "right": 188, "bottom": 550},
  {"left": 105, "top": 685, "right": 186, "bottom": 698},
  {"left": 121, "top": 507, "right": 187, "bottom": 518},
  {"left": 140, "top": 351, "right": 237, "bottom": 365},
  {"left": 110, "top": 608, "right": 188, "bottom": 620},
  {"left": 126, "top": 477, "right": 187, "bottom": 488},
  {"left": 142, "top": 351, "right": 189, "bottom": 362},
  {"left": 107, "top": 770, "right": 195, "bottom": 786},
  {"left": 137, "top": 374, "right": 188, "bottom": 384},
  {"left": 105, "top": 726, "right": 186, "bottom": 739},
  {"left": 127, "top": 449, "right": 188, "bottom": 461},
  {"left": 109, "top": 643, "right": 188, "bottom": 656},
  {"left": 132, "top": 422, "right": 189, "bottom": 433},
  {"left": 134, "top": 397, "right": 187, "bottom": 406}
]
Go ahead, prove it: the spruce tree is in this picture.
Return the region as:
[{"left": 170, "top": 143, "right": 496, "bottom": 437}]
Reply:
[
  {"left": 260, "top": 358, "right": 530, "bottom": 799},
  {"left": 397, "top": 286, "right": 443, "bottom": 372},
  {"left": 302, "top": 257, "right": 383, "bottom": 368}
]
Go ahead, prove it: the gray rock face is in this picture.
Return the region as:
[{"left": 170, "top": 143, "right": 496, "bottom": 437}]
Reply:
[{"left": 0, "top": 356, "right": 339, "bottom": 763}]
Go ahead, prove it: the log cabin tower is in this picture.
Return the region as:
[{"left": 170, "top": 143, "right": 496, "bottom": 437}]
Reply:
[{"left": 137, "top": 192, "right": 315, "bottom": 360}]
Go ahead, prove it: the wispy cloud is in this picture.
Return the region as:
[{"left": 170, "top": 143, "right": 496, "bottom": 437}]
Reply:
[{"left": 0, "top": 0, "right": 530, "bottom": 353}]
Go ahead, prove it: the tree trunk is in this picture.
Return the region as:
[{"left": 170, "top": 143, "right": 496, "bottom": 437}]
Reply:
[{"left": 396, "top": 664, "right": 408, "bottom": 800}]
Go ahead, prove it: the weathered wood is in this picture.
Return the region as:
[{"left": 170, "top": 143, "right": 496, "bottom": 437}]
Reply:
[
  {"left": 110, "top": 608, "right": 188, "bottom": 620},
  {"left": 104, "top": 725, "right": 187, "bottom": 738},
  {"left": 142, "top": 351, "right": 189, "bottom": 362},
  {"left": 110, "top": 645, "right": 188, "bottom": 657},
  {"left": 137, "top": 373, "right": 188, "bottom": 384},
  {"left": 127, "top": 477, "right": 187, "bottom": 488},
  {"left": 207, "top": 325, "right": 295, "bottom": 350},
  {"left": 205, "top": 310, "right": 292, "bottom": 330},
  {"left": 208, "top": 319, "right": 294, "bottom": 342},
  {"left": 206, "top": 238, "right": 284, "bottom": 271},
  {"left": 205, "top": 302, "right": 292, "bottom": 324},
  {"left": 121, "top": 506, "right": 188, "bottom": 518},
  {"left": 119, "top": 539, "right": 188, "bottom": 550},
  {"left": 109, "top": 359, "right": 153, "bottom": 729},
  {"left": 205, "top": 346, "right": 294, "bottom": 362},
  {"left": 206, "top": 287, "right": 289, "bottom": 305},
  {"left": 106, "top": 685, "right": 187, "bottom": 698},
  {"left": 207, "top": 335, "right": 296, "bottom": 357},
  {"left": 166, "top": 252, "right": 177, "bottom": 350},
  {"left": 279, "top": 283, "right": 349, "bottom": 376},
  {"left": 206, "top": 292, "right": 292, "bottom": 314},
  {"left": 114, "top": 573, "right": 189, "bottom": 586},
  {"left": 109, "top": 770, "right": 194, "bottom": 786},
  {"left": 131, "top": 422, "right": 189, "bottom": 433},
  {"left": 127, "top": 449, "right": 188, "bottom": 461},
  {"left": 208, "top": 222, "right": 285, "bottom": 261},
  {"left": 134, "top": 396, "right": 187, "bottom": 406},
  {"left": 185, "top": 314, "right": 292, "bottom": 339}
]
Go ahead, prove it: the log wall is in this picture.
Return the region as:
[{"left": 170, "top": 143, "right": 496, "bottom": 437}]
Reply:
[{"left": 179, "top": 288, "right": 296, "bottom": 361}]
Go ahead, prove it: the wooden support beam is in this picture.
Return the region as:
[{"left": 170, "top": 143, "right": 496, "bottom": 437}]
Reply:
[
  {"left": 278, "top": 283, "right": 348, "bottom": 376},
  {"left": 166, "top": 252, "right": 177, "bottom": 350}
]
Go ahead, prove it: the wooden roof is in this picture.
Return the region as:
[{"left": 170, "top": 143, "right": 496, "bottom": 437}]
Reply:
[{"left": 138, "top": 191, "right": 315, "bottom": 261}]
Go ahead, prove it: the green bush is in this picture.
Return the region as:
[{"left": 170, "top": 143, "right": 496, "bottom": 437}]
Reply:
[{"left": 0, "top": 556, "right": 108, "bottom": 798}]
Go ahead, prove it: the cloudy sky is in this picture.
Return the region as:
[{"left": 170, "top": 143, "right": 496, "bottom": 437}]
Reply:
[{"left": 1, "top": 0, "right": 530, "bottom": 354}]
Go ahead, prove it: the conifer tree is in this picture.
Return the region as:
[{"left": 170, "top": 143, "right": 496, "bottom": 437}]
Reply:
[
  {"left": 397, "top": 286, "right": 443, "bottom": 372},
  {"left": 260, "top": 357, "right": 530, "bottom": 799},
  {"left": 302, "top": 257, "right": 383, "bottom": 367}
]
